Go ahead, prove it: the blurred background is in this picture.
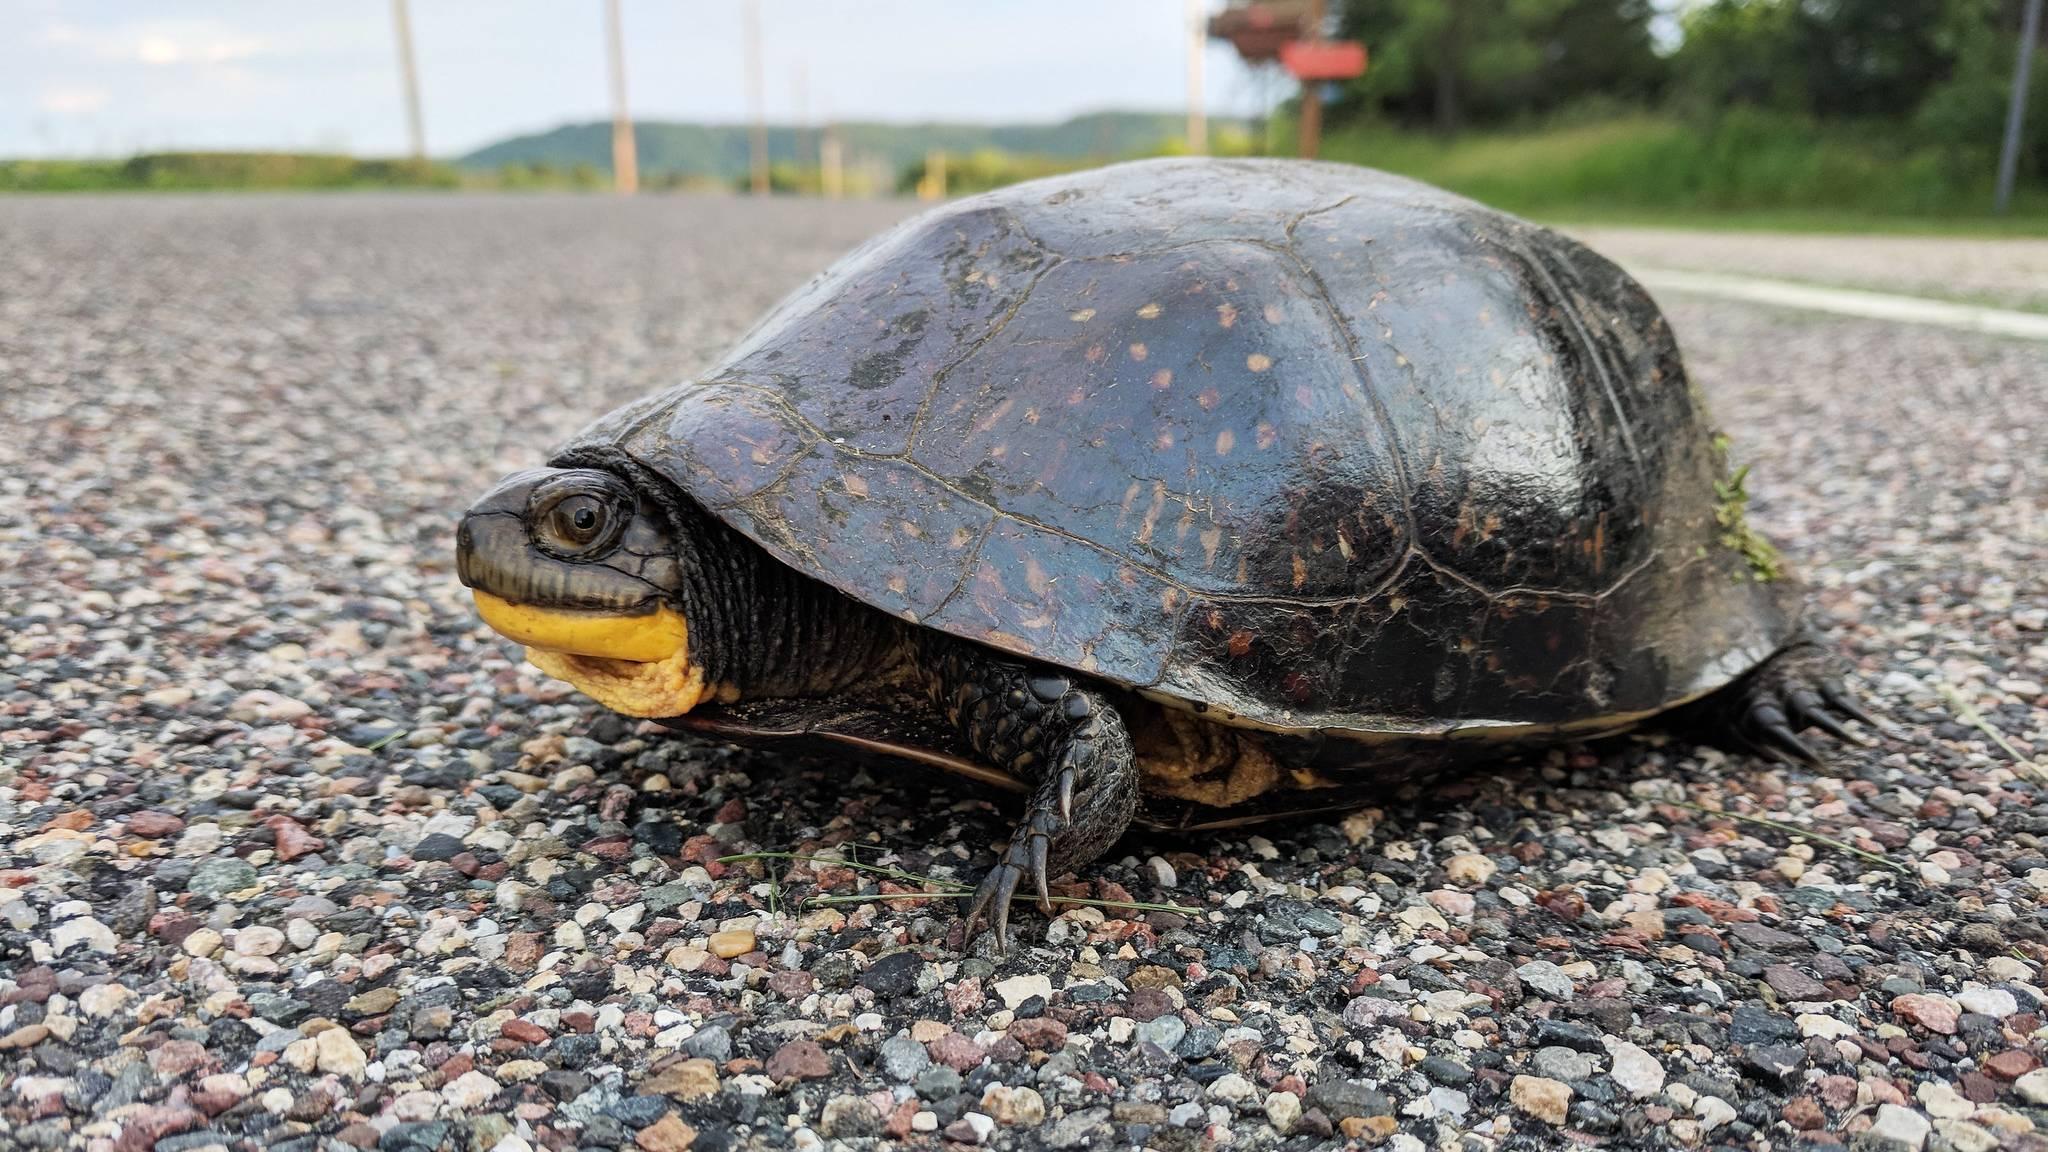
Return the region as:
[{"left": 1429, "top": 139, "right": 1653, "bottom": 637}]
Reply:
[{"left": 3, "top": 0, "right": 2045, "bottom": 227}]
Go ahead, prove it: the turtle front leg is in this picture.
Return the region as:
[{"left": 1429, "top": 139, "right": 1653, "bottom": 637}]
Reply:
[
  {"left": 917, "top": 635, "right": 1139, "bottom": 951},
  {"left": 1732, "top": 636, "right": 1880, "bottom": 764}
]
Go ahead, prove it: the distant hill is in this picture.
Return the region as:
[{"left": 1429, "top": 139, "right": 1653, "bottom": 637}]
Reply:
[{"left": 461, "top": 111, "right": 1248, "bottom": 180}]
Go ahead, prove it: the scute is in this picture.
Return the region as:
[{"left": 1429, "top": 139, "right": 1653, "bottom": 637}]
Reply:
[{"left": 559, "top": 158, "right": 1800, "bottom": 735}]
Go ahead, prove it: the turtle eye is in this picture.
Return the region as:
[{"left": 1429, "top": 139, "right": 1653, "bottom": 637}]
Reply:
[
  {"left": 550, "top": 496, "right": 607, "bottom": 546},
  {"left": 530, "top": 474, "right": 631, "bottom": 560}
]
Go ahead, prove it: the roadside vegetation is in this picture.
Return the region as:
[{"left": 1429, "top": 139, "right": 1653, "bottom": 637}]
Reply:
[
  {"left": 0, "top": 153, "right": 461, "bottom": 192},
  {"left": 3, "top": 0, "right": 2041, "bottom": 228}
]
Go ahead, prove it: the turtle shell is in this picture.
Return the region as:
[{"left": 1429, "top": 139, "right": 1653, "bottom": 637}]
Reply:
[{"left": 560, "top": 158, "right": 1800, "bottom": 736}]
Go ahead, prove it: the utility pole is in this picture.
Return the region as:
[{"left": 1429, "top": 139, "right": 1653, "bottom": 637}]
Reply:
[
  {"left": 746, "top": 0, "right": 770, "bottom": 196},
  {"left": 1998, "top": 0, "right": 2043, "bottom": 214},
  {"left": 1186, "top": 0, "right": 1207, "bottom": 154},
  {"left": 1298, "top": 0, "right": 1325, "bottom": 159},
  {"left": 605, "top": 0, "right": 638, "bottom": 194},
  {"left": 391, "top": 0, "right": 426, "bottom": 163}
]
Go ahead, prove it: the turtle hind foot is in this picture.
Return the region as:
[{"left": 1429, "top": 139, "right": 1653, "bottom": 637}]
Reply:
[
  {"left": 961, "top": 773, "right": 1066, "bottom": 954},
  {"left": 961, "top": 717, "right": 1136, "bottom": 954},
  {"left": 1734, "top": 642, "right": 1879, "bottom": 766},
  {"left": 918, "top": 634, "right": 1141, "bottom": 954}
]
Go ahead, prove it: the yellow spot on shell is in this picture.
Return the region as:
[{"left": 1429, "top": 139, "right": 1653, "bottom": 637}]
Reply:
[
  {"left": 1151, "top": 369, "right": 1173, "bottom": 390},
  {"left": 1128, "top": 342, "right": 1148, "bottom": 361},
  {"left": 900, "top": 520, "right": 923, "bottom": 538},
  {"left": 973, "top": 398, "right": 1014, "bottom": 435},
  {"left": 842, "top": 474, "right": 869, "bottom": 498},
  {"left": 1246, "top": 353, "right": 1273, "bottom": 372},
  {"left": 887, "top": 574, "right": 908, "bottom": 594},
  {"left": 1137, "top": 482, "right": 1165, "bottom": 546},
  {"left": 1069, "top": 308, "right": 1097, "bottom": 322},
  {"left": 1216, "top": 303, "right": 1238, "bottom": 328},
  {"left": 1291, "top": 554, "right": 1307, "bottom": 590},
  {"left": 1137, "top": 302, "right": 1162, "bottom": 319},
  {"left": 1263, "top": 304, "right": 1285, "bottom": 324},
  {"left": 1215, "top": 428, "right": 1235, "bottom": 456}
]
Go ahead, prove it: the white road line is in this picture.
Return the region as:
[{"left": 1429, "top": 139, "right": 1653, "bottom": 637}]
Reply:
[{"left": 1631, "top": 267, "right": 2048, "bottom": 342}]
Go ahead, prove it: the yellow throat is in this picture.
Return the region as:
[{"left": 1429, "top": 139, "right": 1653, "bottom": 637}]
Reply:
[{"left": 471, "top": 590, "right": 726, "bottom": 717}]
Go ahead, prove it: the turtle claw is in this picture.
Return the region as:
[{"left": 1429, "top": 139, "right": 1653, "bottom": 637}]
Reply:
[
  {"left": 962, "top": 858, "right": 1024, "bottom": 954},
  {"left": 1753, "top": 705, "right": 1822, "bottom": 765},
  {"left": 1820, "top": 680, "right": 1880, "bottom": 729},
  {"left": 1788, "top": 688, "right": 1861, "bottom": 744},
  {"left": 1738, "top": 650, "right": 1879, "bottom": 765},
  {"left": 963, "top": 768, "right": 1071, "bottom": 951}
]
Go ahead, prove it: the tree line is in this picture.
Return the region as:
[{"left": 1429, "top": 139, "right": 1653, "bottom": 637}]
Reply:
[{"left": 1333, "top": 0, "right": 2044, "bottom": 179}]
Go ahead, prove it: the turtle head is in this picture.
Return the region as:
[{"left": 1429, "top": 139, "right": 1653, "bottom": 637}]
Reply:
[{"left": 456, "top": 467, "right": 729, "bottom": 717}]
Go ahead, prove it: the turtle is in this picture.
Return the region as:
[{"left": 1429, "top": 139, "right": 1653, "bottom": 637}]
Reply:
[{"left": 455, "top": 157, "right": 1875, "bottom": 948}]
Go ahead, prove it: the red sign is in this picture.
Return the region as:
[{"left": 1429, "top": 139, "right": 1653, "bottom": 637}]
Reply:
[{"left": 1280, "top": 40, "right": 1367, "bottom": 81}]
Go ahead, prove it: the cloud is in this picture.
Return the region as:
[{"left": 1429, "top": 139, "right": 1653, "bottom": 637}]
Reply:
[
  {"left": 39, "top": 85, "right": 111, "bottom": 114},
  {"left": 43, "top": 20, "right": 268, "bottom": 67}
]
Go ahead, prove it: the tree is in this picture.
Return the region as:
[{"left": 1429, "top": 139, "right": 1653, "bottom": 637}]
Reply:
[
  {"left": 1671, "top": 0, "right": 2020, "bottom": 121},
  {"left": 1333, "top": 0, "right": 1664, "bottom": 133}
]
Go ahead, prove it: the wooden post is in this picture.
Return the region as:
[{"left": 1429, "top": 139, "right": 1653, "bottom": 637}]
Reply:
[
  {"left": 1186, "top": 0, "right": 1207, "bottom": 154},
  {"left": 746, "top": 0, "right": 770, "bottom": 196},
  {"left": 918, "top": 150, "right": 947, "bottom": 200},
  {"left": 605, "top": 0, "right": 637, "bottom": 195},
  {"left": 391, "top": 0, "right": 427, "bottom": 163},
  {"left": 1298, "top": 0, "right": 1324, "bottom": 159},
  {"left": 820, "top": 128, "right": 843, "bottom": 199}
]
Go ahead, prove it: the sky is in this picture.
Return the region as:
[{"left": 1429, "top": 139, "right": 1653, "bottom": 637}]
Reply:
[{"left": 3, "top": 1, "right": 1288, "bottom": 159}]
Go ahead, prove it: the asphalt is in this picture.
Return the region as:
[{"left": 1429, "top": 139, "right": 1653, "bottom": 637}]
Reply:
[{"left": 2, "top": 194, "right": 2044, "bottom": 1152}]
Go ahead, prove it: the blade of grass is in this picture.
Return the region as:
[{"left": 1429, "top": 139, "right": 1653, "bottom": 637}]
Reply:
[
  {"left": 718, "top": 851, "right": 944, "bottom": 889},
  {"left": 1665, "top": 799, "right": 1909, "bottom": 874},
  {"left": 804, "top": 890, "right": 1203, "bottom": 916},
  {"left": 363, "top": 728, "right": 408, "bottom": 752},
  {"left": 721, "top": 851, "right": 1203, "bottom": 916},
  {"left": 1938, "top": 683, "right": 2048, "bottom": 786}
]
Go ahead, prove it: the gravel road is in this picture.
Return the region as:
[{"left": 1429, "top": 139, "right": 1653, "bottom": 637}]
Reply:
[{"left": 2, "top": 194, "right": 2045, "bottom": 1152}]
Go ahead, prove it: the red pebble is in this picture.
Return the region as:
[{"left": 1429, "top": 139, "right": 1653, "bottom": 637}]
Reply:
[{"left": 500, "top": 1019, "right": 548, "bottom": 1044}]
